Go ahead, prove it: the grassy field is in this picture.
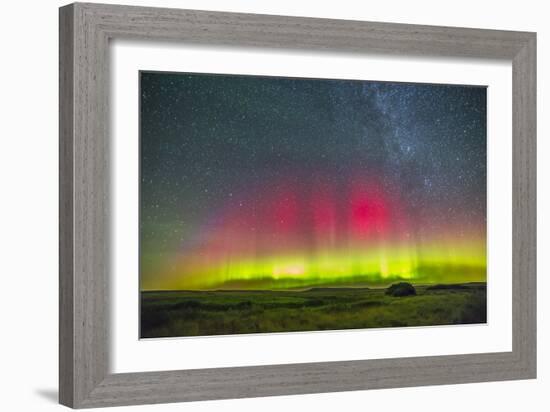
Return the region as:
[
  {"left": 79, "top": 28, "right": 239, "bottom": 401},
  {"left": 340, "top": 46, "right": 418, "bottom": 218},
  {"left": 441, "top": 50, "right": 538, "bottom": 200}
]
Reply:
[{"left": 140, "top": 283, "right": 486, "bottom": 338}]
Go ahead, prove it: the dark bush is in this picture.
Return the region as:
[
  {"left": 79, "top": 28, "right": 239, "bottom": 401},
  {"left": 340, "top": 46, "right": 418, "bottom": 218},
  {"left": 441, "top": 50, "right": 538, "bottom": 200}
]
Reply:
[{"left": 386, "top": 282, "right": 416, "bottom": 297}]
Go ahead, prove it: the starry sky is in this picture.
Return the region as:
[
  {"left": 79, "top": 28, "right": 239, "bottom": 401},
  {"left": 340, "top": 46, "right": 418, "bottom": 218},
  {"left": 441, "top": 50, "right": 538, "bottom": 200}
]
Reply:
[{"left": 140, "top": 71, "right": 487, "bottom": 291}]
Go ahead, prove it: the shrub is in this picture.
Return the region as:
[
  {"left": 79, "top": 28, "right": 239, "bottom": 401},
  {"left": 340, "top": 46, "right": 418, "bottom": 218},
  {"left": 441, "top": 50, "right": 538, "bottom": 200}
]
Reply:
[{"left": 386, "top": 282, "right": 416, "bottom": 297}]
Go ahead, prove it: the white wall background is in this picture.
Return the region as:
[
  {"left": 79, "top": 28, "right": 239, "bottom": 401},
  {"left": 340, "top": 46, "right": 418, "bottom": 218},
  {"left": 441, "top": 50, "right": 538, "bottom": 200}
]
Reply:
[{"left": 0, "top": 1, "right": 546, "bottom": 411}]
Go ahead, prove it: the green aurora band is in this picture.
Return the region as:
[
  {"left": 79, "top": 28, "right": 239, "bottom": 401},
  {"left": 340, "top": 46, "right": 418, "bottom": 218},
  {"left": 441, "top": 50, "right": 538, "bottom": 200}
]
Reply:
[{"left": 142, "top": 242, "right": 486, "bottom": 291}]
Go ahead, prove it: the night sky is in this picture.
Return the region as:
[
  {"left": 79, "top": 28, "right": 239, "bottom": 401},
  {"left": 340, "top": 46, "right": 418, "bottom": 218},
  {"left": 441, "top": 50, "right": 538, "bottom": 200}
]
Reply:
[{"left": 140, "top": 71, "right": 486, "bottom": 291}]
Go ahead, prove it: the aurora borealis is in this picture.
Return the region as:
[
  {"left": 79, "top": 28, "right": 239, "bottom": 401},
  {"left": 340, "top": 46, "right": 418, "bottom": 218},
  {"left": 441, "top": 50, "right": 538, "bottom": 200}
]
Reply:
[{"left": 140, "top": 72, "right": 486, "bottom": 291}]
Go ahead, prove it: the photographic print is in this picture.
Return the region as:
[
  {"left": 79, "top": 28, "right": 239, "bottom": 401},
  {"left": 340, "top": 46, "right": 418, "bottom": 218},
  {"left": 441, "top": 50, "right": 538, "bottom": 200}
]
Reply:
[{"left": 139, "top": 71, "right": 487, "bottom": 338}]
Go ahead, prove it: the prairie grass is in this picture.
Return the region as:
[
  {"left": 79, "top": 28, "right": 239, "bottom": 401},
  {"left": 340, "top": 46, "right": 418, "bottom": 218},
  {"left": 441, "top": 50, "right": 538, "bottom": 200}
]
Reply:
[{"left": 140, "top": 283, "right": 486, "bottom": 338}]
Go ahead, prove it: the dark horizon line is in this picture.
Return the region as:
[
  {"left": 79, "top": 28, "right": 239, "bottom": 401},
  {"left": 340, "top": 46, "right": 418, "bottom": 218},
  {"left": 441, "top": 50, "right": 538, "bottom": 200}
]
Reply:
[{"left": 140, "top": 281, "right": 487, "bottom": 293}]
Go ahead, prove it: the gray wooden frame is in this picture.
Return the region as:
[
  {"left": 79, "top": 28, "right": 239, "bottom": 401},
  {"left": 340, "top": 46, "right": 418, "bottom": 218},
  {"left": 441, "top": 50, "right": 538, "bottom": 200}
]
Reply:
[{"left": 59, "top": 2, "right": 536, "bottom": 408}]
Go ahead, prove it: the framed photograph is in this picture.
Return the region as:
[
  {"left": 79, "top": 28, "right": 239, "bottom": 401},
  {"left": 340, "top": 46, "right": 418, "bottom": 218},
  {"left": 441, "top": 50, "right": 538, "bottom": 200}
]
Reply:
[
  {"left": 59, "top": 2, "right": 536, "bottom": 408},
  {"left": 138, "top": 71, "right": 489, "bottom": 339}
]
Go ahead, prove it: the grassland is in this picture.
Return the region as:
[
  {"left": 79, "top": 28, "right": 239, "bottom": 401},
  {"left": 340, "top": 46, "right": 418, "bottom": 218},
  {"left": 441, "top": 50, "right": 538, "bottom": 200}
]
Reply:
[{"left": 140, "top": 283, "right": 486, "bottom": 338}]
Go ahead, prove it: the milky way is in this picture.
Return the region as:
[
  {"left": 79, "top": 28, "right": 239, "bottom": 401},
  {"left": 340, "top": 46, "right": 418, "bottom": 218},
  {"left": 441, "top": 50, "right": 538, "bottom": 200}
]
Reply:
[{"left": 140, "top": 71, "right": 486, "bottom": 291}]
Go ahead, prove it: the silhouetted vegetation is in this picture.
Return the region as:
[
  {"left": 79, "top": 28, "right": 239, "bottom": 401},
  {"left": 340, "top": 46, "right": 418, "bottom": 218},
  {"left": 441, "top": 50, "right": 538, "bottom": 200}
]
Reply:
[{"left": 385, "top": 282, "right": 416, "bottom": 297}]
